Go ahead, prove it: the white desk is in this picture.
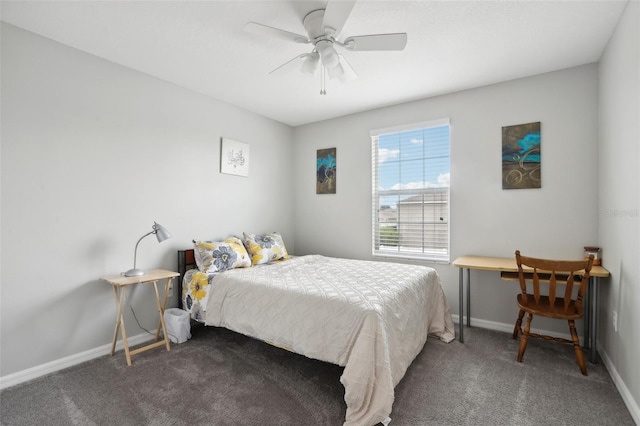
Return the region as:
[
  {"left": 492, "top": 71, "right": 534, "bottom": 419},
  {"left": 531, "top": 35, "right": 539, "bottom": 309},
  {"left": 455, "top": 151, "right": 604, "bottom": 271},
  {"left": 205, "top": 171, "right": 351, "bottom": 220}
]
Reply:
[{"left": 452, "top": 256, "right": 609, "bottom": 363}]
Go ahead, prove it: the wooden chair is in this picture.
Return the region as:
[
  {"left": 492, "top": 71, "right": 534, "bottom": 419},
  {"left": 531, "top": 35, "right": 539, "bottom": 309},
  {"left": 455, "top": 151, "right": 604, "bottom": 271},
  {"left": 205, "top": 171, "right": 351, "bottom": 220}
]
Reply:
[{"left": 512, "top": 250, "right": 594, "bottom": 375}]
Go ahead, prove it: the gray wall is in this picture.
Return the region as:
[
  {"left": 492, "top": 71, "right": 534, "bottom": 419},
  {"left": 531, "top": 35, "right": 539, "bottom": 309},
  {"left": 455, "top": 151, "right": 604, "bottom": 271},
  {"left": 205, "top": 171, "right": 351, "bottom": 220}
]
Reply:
[
  {"left": 293, "top": 64, "right": 600, "bottom": 334},
  {"left": 292, "top": 3, "right": 639, "bottom": 419},
  {"left": 1, "top": 23, "right": 295, "bottom": 378},
  {"left": 1, "top": 2, "right": 638, "bottom": 420},
  {"left": 598, "top": 0, "right": 640, "bottom": 419}
]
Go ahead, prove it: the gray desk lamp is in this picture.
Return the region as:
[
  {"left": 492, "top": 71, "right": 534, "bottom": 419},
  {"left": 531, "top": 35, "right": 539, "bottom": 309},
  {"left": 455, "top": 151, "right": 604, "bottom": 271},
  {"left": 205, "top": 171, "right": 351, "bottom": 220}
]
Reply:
[{"left": 124, "top": 222, "right": 172, "bottom": 277}]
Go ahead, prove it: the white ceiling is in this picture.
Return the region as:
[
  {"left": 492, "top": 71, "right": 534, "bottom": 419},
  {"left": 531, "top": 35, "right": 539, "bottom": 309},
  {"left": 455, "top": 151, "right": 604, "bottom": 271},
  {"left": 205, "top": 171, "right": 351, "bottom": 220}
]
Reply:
[{"left": 1, "top": 0, "right": 628, "bottom": 127}]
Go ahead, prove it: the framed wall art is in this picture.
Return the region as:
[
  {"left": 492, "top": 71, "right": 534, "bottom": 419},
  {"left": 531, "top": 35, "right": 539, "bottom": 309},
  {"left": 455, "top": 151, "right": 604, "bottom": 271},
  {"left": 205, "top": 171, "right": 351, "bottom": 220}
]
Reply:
[
  {"left": 316, "top": 148, "right": 336, "bottom": 194},
  {"left": 502, "top": 122, "right": 541, "bottom": 189},
  {"left": 220, "top": 138, "right": 250, "bottom": 177}
]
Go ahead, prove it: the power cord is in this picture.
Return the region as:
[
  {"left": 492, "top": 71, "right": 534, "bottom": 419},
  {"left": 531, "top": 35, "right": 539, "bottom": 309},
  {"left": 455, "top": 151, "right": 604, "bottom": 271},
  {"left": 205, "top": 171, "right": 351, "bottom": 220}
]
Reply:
[{"left": 129, "top": 304, "right": 178, "bottom": 342}]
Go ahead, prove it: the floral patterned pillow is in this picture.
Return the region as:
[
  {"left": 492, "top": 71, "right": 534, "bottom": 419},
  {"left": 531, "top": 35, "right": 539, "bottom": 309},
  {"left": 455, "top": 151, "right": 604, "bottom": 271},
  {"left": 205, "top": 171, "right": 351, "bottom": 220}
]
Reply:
[
  {"left": 182, "top": 269, "right": 213, "bottom": 322},
  {"left": 193, "top": 237, "right": 251, "bottom": 273},
  {"left": 242, "top": 232, "right": 289, "bottom": 265}
]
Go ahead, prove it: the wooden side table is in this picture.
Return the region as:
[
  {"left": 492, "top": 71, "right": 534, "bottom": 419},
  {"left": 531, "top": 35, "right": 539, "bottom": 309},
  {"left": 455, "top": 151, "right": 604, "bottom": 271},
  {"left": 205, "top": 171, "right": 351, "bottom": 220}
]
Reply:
[{"left": 100, "top": 269, "right": 180, "bottom": 366}]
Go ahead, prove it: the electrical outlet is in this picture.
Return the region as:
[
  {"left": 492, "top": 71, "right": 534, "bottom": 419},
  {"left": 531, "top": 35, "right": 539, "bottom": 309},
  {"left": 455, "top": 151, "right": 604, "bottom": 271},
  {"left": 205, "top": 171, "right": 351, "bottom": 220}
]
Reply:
[{"left": 612, "top": 311, "right": 618, "bottom": 332}]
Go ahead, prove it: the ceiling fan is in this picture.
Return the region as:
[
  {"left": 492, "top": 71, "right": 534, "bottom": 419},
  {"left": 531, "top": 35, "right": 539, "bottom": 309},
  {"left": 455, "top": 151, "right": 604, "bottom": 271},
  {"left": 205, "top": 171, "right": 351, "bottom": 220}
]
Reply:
[{"left": 244, "top": 0, "right": 407, "bottom": 95}]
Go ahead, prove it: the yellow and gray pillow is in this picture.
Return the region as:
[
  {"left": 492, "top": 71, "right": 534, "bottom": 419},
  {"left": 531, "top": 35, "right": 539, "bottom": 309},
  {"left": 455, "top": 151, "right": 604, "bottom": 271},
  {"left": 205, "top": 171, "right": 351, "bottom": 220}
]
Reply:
[
  {"left": 242, "top": 232, "right": 289, "bottom": 265},
  {"left": 193, "top": 237, "right": 251, "bottom": 273}
]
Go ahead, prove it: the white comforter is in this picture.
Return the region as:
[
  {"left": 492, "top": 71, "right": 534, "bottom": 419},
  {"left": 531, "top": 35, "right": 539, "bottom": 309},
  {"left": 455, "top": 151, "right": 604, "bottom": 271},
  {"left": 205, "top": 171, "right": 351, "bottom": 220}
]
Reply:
[{"left": 204, "top": 255, "right": 455, "bottom": 426}]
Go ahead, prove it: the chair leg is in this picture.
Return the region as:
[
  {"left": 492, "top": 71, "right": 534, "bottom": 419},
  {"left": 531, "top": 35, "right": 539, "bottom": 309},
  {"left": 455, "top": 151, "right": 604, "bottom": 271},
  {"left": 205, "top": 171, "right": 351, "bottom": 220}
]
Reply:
[
  {"left": 517, "top": 313, "right": 533, "bottom": 362},
  {"left": 569, "top": 320, "right": 587, "bottom": 376},
  {"left": 513, "top": 309, "right": 525, "bottom": 339}
]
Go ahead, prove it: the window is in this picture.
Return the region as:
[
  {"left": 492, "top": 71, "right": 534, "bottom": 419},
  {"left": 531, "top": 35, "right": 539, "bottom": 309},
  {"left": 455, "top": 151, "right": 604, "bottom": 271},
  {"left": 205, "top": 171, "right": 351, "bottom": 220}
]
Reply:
[{"left": 371, "top": 119, "right": 450, "bottom": 262}]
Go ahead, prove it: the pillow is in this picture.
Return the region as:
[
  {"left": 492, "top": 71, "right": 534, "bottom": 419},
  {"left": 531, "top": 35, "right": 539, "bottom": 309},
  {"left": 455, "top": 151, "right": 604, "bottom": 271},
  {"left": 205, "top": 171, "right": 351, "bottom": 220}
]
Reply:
[
  {"left": 193, "top": 237, "right": 251, "bottom": 273},
  {"left": 242, "top": 232, "right": 289, "bottom": 265},
  {"left": 182, "top": 269, "right": 213, "bottom": 323}
]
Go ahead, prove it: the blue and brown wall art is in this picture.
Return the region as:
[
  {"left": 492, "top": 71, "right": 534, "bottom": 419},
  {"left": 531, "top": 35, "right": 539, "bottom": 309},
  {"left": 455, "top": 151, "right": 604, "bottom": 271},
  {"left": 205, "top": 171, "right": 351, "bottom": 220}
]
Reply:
[
  {"left": 502, "top": 122, "right": 541, "bottom": 189},
  {"left": 316, "top": 148, "right": 336, "bottom": 194}
]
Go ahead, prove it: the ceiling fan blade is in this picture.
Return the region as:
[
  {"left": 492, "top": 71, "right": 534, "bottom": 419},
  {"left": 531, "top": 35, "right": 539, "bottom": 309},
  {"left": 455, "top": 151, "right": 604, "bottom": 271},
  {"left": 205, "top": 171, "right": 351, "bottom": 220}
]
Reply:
[
  {"left": 322, "top": 0, "right": 357, "bottom": 37},
  {"left": 244, "top": 22, "right": 309, "bottom": 44},
  {"left": 342, "top": 33, "right": 407, "bottom": 51},
  {"left": 269, "top": 54, "right": 309, "bottom": 75}
]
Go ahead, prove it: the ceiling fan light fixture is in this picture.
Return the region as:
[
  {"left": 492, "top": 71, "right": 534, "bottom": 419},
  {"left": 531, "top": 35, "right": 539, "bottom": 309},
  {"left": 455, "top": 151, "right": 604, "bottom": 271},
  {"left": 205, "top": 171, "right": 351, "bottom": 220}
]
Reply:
[
  {"left": 301, "top": 51, "right": 320, "bottom": 76},
  {"left": 327, "top": 62, "right": 345, "bottom": 79},
  {"left": 316, "top": 40, "right": 340, "bottom": 69},
  {"left": 245, "top": 1, "right": 409, "bottom": 94}
]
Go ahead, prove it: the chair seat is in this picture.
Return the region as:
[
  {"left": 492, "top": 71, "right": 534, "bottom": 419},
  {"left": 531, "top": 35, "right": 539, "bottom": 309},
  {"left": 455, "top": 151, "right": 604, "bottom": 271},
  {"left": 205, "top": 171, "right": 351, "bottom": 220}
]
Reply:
[{"left": 516, "top": 294, "right": 582, "bottom": 320}]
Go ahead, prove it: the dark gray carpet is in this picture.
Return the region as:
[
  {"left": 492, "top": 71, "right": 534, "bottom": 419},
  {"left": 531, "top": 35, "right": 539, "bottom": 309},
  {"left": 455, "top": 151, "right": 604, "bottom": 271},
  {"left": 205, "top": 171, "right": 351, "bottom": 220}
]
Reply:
[{"left": 1, "top": 325, "right": 634, "bottom": 425}]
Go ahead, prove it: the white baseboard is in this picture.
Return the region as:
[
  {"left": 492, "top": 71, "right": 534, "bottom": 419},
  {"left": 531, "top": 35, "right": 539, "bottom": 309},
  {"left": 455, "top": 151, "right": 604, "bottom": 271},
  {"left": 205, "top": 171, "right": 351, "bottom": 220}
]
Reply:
[
  {"left": 0, "top": 333, "right": 154, "bottom": 390},
  {"left": 453, "top": 314, "right": 640, "bottom": 424},
  {"left": 452, "top": 314, "right": 573, "bottom": 341},
  {"left": 4, "top": 319, "right": 639, "bottom": 425},
  {"left": 598, "top": 345, "right": 640, "bottom": 425}
]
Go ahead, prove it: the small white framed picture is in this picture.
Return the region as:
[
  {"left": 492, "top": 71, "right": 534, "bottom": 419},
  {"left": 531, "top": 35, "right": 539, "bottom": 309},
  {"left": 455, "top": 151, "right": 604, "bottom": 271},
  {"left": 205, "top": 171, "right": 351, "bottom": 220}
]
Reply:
[{"left": 220, "top": 138, "right": 250, "bottom": 177}]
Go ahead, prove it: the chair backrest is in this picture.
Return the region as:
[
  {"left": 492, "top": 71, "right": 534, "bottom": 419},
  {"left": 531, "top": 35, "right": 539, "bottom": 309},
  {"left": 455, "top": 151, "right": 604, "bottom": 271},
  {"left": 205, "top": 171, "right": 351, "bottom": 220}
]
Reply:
[{"left": 515, "top": 250, "right": 594, "bottom": 315}]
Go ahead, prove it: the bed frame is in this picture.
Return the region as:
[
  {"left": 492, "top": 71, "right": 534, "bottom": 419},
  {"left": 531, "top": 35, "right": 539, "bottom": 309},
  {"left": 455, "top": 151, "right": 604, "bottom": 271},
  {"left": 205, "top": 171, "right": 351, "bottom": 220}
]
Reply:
[
  {"left": 177, "top": 249, "right": 196, "bottom": 308},
  {"left": 173, "top": 246, "right": 455, "bottom": 425}
]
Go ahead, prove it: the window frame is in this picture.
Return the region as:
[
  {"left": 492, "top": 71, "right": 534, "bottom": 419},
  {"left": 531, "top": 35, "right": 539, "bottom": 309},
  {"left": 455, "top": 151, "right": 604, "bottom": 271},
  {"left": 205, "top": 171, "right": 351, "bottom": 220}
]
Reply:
[{"left": 371, "top": 118, "right": 451, "bottom": 263}]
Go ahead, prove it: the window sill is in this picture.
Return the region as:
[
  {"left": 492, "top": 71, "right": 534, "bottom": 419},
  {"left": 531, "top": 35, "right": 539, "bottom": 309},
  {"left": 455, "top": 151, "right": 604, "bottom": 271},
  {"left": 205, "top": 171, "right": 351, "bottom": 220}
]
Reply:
[{"left": 373, "top": 252, "right": 450, "bottom": 264}]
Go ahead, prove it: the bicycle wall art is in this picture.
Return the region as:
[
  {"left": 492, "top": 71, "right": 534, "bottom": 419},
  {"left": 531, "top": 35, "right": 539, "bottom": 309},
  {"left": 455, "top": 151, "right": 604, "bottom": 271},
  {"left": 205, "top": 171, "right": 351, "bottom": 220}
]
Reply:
[
  {"left": 317, "top": 147, "right": 336, "bottom": 194},
  {"left": 501, "top": 122, "right": 541, "bottom": 189}
]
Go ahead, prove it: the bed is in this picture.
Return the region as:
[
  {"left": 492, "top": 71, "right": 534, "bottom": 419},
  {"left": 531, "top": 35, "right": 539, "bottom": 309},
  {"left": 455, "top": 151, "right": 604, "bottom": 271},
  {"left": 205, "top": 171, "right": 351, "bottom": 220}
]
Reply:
[{"left": 178, "top": 233, "right": 455, "bottom": 426}]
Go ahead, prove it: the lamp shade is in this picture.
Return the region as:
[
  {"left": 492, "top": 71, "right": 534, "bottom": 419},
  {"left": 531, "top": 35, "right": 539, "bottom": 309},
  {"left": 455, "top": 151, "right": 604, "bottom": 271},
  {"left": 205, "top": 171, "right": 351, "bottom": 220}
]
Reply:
[
  {"left": 154, "top": 222, "right": 172, "bottom": 242},
  {"left": 301, "top": 51, "right": 320, "bottom": 76},
  {"left": 124, "top": 222, "right": 172, "bottom": 277},
  {"left": 316, "top": 40, "right": 340, "bottom": 69},
  {"left": 327, "top": 62, "right": 345, "bottom": 80}
]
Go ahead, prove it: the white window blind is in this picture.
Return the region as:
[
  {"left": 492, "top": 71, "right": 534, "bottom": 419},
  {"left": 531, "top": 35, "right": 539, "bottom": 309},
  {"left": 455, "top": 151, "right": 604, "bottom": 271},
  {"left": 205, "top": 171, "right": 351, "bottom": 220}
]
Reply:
[{"left": 371, "top": 119, "right": 450, "bottom": 262}]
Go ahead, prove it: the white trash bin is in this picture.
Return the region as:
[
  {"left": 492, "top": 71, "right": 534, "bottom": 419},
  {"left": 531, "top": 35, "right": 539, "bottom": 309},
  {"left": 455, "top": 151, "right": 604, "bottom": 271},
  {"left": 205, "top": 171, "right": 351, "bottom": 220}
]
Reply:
[{"left": 163, "top": 308, "right": 191, "bottom": 344}]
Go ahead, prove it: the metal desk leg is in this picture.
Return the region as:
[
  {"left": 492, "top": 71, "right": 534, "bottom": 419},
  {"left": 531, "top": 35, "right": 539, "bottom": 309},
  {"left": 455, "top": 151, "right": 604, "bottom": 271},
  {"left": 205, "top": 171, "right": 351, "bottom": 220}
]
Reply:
[
  {"left": 583, "top": 278, "right": 590, "bottom": 349},
  {"left": 459, "top": 267, "right": 464, "bottom": 343},
  {"left": 590, "top": 277, "right": 599, "bottom": 363},
  {"left": 466, "top": 268, "right": 471, "bottom": 327}
]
